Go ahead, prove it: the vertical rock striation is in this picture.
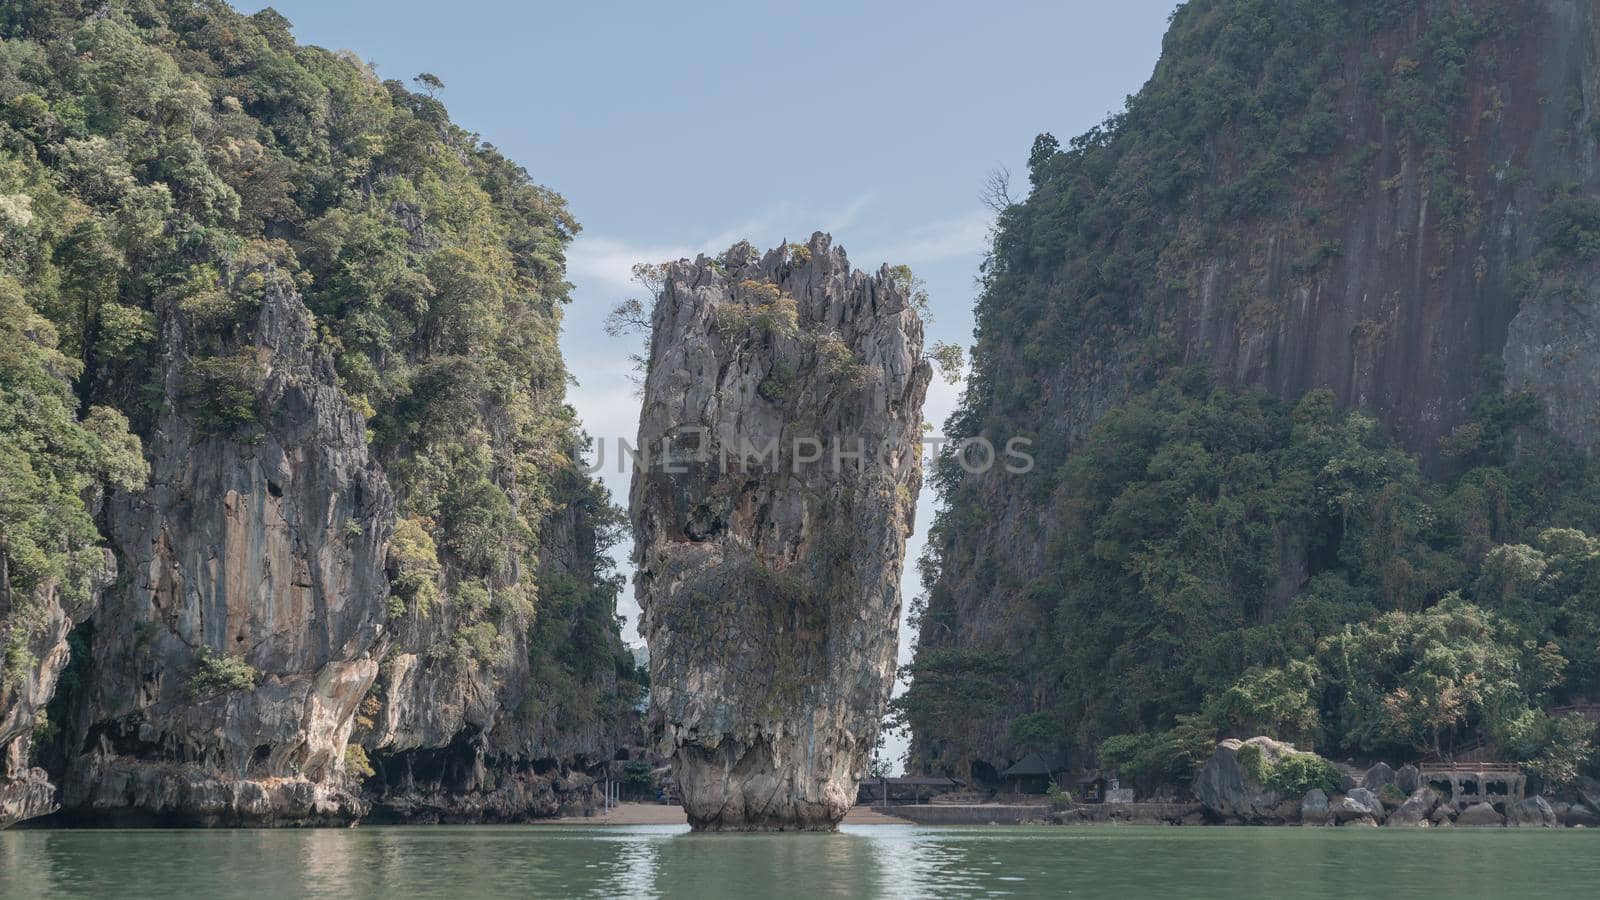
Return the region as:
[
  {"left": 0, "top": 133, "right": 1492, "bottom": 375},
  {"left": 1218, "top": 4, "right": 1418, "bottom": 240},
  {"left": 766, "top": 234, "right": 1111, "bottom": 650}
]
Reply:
[
  {"left": 632, "top": 233, "right": 930, "bottom": 830},
  {"left": 0, "top": 1, "right": 638, "bottom": 828},
  {"left": 48, "top": 272, "right": 633, "bottom": 827},
  {"left": 909, "top": 0, "right": 1600, "bottom": 778},
  {"left": 59, "top": 274, "right": 392, "bottom": 826}
]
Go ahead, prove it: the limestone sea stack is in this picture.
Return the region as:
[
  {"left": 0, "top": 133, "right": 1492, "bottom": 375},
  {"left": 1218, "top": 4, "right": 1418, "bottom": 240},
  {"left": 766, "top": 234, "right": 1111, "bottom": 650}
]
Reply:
[{"left": 631, "top": 233, "right": 931, "bottom": 831}]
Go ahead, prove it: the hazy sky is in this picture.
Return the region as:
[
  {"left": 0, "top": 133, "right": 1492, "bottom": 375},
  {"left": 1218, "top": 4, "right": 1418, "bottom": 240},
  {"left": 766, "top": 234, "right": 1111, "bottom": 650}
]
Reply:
[{"left": 242, "top": 0, "right": 1182, "bottom": 766}]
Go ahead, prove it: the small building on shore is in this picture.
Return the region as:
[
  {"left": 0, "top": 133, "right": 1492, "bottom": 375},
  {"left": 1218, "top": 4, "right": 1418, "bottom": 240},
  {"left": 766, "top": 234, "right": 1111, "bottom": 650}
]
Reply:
[
  {"left": 998, "top": 752, "right": 1071, "bottom": 795},
  {"left": 1074, "top": 771, "right": 1110, "bottom": 803}
]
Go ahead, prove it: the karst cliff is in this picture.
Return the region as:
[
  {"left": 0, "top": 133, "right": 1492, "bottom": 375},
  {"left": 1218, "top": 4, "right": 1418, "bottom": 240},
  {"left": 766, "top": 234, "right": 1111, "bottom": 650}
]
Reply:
[
  {"left": 0, "top": 0, "right": 637, "bottom": 827},
  {"left": 632, "top": 234, "right": 930, "bottom": 830},
  {"left": 904, "top": 0, "right": 1600, "bottom": 784}
]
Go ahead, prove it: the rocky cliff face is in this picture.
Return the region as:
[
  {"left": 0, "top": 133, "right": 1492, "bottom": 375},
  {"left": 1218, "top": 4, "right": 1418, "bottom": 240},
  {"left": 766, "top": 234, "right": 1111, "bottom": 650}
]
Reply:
[
  {"left": 55, "top": 275, "right": 391, "bottom": 825},
  {"left": 0, "top": 1, "right": 638, "bottom": 828},
  {"left": 909, "top": 0, "right": 1600, "bottom": 776},
  {"left": 39, "top": 272, "right": 631, "bottom": 828},
  {"left": 361, "top": 487, "right": 634, "bottom": 824},
  {"left": 0, "top": 562, "right": 112, "bottom": 827},
  {"left": 632, "top": 234, "right": 930, "bottom": 830}
]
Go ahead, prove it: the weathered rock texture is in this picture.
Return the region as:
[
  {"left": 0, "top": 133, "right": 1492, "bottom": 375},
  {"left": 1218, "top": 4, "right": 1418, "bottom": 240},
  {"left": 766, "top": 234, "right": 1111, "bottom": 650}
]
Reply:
[
  {"left": 0, "top": 1, "right": 633, "bottom": 829},
  {"left": 1332, "top": 788, "right": 1385, "bottom": 825},
  {"left": 1299, "top": 789, "right": 1331, "bottom": 826},
  {"left": 1510, "top": 795, "right": 1559, "bottom": 827},
  {"left": 1456, "top": 801, "right": 1506, "bottom": 827},
  {"left": 911, "top": 0, "right": 1600, "bottom": 778},
  {"left": 1194, "top": 737, "right": 1301, "bottom": 823},
  {"left": 0, "top": 561, "right": 113, "bottom": 827},
  {"left": 632, "top": 233, "right": 930, "bottom": 830},
  {"left": 56, "top": 279, "right": 391, "bottom": 825},
  {"left": 1386, "top": 787, "right": 1440, "bottom": 827},
  {"left": 27, "top": 275, "right": 631, "bottom": 827},
  {"left": 360, "top": 493, "right": 632, "bottom": 825}
]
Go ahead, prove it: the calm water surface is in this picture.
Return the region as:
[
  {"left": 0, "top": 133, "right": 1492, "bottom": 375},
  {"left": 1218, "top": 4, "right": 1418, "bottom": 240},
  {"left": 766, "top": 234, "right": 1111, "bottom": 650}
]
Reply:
[{"left": 2, "top": 824, "right": 1596, "bottom": 898}]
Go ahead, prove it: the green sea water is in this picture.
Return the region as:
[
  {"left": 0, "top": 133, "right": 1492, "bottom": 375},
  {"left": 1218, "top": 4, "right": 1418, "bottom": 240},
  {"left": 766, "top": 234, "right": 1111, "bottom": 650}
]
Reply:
[{"left": 2, "top": 824, "right": 1595, "bottom": 899}]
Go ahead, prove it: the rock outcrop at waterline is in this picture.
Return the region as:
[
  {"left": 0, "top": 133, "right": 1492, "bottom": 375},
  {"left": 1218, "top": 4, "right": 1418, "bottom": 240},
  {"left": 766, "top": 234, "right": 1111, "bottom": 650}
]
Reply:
[
  {"left": 0, "top": 560, "right": 114, "bottom": 827},
  {"left": 0, "top": 0, "right": 637, "bottom": 828},
  {"left": 39, "top": 278, "right": 630, "bottom": 827},
  {"left": 54, "top": 278, "right": 391, "bottom": 826},
  {"left": 358, "top": 490, "right": 637, "bottom": 826},
  {"left": 632, "top": 233, "right": 931, "bottom": 831}
]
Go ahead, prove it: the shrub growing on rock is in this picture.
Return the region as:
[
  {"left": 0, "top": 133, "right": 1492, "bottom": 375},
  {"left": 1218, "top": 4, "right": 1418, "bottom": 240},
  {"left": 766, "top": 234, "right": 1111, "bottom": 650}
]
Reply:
[
  {"left": 1264, "top": 751, "right": 1343, "bottom": 797},
  {"left": 189, "top": 647, "right": 259, "bottom": 697}
]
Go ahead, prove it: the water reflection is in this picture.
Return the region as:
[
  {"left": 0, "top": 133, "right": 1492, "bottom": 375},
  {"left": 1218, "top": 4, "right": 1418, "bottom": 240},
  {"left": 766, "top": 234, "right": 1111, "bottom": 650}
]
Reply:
[{"left": 5, "top": 823, "right": 1600, "bottom": 899}]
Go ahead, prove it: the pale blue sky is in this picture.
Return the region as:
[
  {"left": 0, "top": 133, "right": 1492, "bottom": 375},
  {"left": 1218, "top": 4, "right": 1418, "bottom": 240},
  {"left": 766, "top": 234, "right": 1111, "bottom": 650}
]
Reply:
[{"left": 243, "top": 0, "right": 1182, "bottom": 766}]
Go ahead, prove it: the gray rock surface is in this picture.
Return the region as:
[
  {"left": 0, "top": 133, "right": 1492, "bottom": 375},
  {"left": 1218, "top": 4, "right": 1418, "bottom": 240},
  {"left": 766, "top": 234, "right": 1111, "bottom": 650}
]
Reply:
[
  {"left": 360, "top": 497, "right": 629, "bottom": 824},
  {"left": 1563, "top": 803, "right": 1600, "bottom": 828},
  {"left": 1361, "top": 763, "right": 1395, "bottom": 791},
  {"left": 0, "top": 557, "right": 114, "bottom": 827},
  {"left": 0, "top": 767, "right": 56, "bottom": 829},
  {"left": 1456, "top": 802, "right": 1506, "bottom": 827},
  {"left": 59, "top": 278, "right": 392, "bottom": 824},
  {"left": 1333, "top": 788, "right": 1386, "bottom": 824},
  {"left": 1386, "top": 787, "right": 1440, "bottom": 827},
  {"left": 1194, "top": 737, "right": 1302, "bottom": 822},
  {"left": 1394, "top": 764, "right": 1421, "bottom": 795},
  {"left": 1578, "top": 776, "right": 1600, "bottom": 813},
  {"left": 1509, "top": 796, "right": 1558, "bottom": 828},
  {"left": 1, "top": 245, "right": 628, "bottom": 827},
  {"left": 1300, "top": 789, "right": 1331, "bottom": 826},
  {"left": 632, "top": 234, "right": 930, "bottom": 831}
]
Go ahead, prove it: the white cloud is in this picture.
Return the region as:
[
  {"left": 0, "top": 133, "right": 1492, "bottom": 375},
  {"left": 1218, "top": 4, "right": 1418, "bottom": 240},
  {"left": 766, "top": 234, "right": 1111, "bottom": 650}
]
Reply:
[
  {"left": 819, "top": 191, "right": 876, "bottom": 233},
  {"left": 858, "top": 208, "right": 992, "bottom": 267},
  {"left": 566, "top": 194, "right": 883, "bottom": 295},
  {"left": 567, "top": 235, "right": 694, "bottom": 294}
]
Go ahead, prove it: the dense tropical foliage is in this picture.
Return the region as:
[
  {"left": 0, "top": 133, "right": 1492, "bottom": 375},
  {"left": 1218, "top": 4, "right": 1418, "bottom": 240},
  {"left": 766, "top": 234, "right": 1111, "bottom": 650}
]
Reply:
[
  {"left": 902, "top": 368, "right": 1600, "bottom": 787},
  {"left": 902, "top": 0, "right": 1600, "bottom": 791},
  {"left": 0, "top": 0, "right": 635, "bottom": 738}
]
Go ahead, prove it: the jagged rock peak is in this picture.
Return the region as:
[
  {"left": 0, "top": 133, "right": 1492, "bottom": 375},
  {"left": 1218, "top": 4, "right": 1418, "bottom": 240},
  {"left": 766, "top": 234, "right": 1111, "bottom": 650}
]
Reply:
[{"left": 633, "top": 232, "right": 932, "bottom": 831}]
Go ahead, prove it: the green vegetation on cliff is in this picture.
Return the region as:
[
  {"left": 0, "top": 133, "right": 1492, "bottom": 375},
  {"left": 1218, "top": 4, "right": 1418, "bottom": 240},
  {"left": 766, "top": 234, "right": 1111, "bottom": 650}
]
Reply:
[
  {"left": 0, "top": 0, "right": 633, "bottom": 765},
  {"left": 905, "top": 0, "right": 1600, "bottom": 790},
  {"left": 957, "top": 0, "right": 1517, "bottom": 465},
  {"left": 905, "top": 369, "right": 1600, "bottom": 786},
  {"left": 0, "top": 276, "right": 145, "bottom": 691}
]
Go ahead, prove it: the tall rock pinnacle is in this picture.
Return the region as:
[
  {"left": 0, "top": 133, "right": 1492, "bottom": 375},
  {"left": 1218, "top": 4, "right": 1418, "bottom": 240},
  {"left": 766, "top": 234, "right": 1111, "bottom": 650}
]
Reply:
[{"left": 631, "top": 233, "right": 931, "bottom": 830}]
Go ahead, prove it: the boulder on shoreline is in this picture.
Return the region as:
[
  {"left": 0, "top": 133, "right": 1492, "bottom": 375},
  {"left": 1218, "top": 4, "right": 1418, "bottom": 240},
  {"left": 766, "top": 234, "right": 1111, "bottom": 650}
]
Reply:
[
  {"left": 1509, "top": 796, "right": 1557, "bottom": 828},
  {"left": 1395, "top": 765, "right": 1421, "bottom": 795},
  {"left": 1563, "top": 803, "right": 1600, "bottom": 828},
  {"left": 1194, "top": 738, "right": 1301, "bottom": 822},
  {"left": 1361, "top": 763, "right": 1396, "bottom": 792},
  {"left": 1456, "top": 802, "right": 1505, "bottom": 827},
  {"left": 1301, "top": 789, "right": 1331, "bottom": 826},
  {"left": 1333, "top": 788, "right": 1385, "bottom": 825},
  {"left": 1385, "top": 788, "right": 1439, "bottom": 827}
]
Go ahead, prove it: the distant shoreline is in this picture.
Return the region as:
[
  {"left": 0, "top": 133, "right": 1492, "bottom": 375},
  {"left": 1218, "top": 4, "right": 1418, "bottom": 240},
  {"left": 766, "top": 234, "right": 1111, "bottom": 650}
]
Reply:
[
  {"left": 536, "top": 804, "right": 914, "bottom": 827},
  {"left": 536, "top": 800, "right": 1600, "bottom": 830}
]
